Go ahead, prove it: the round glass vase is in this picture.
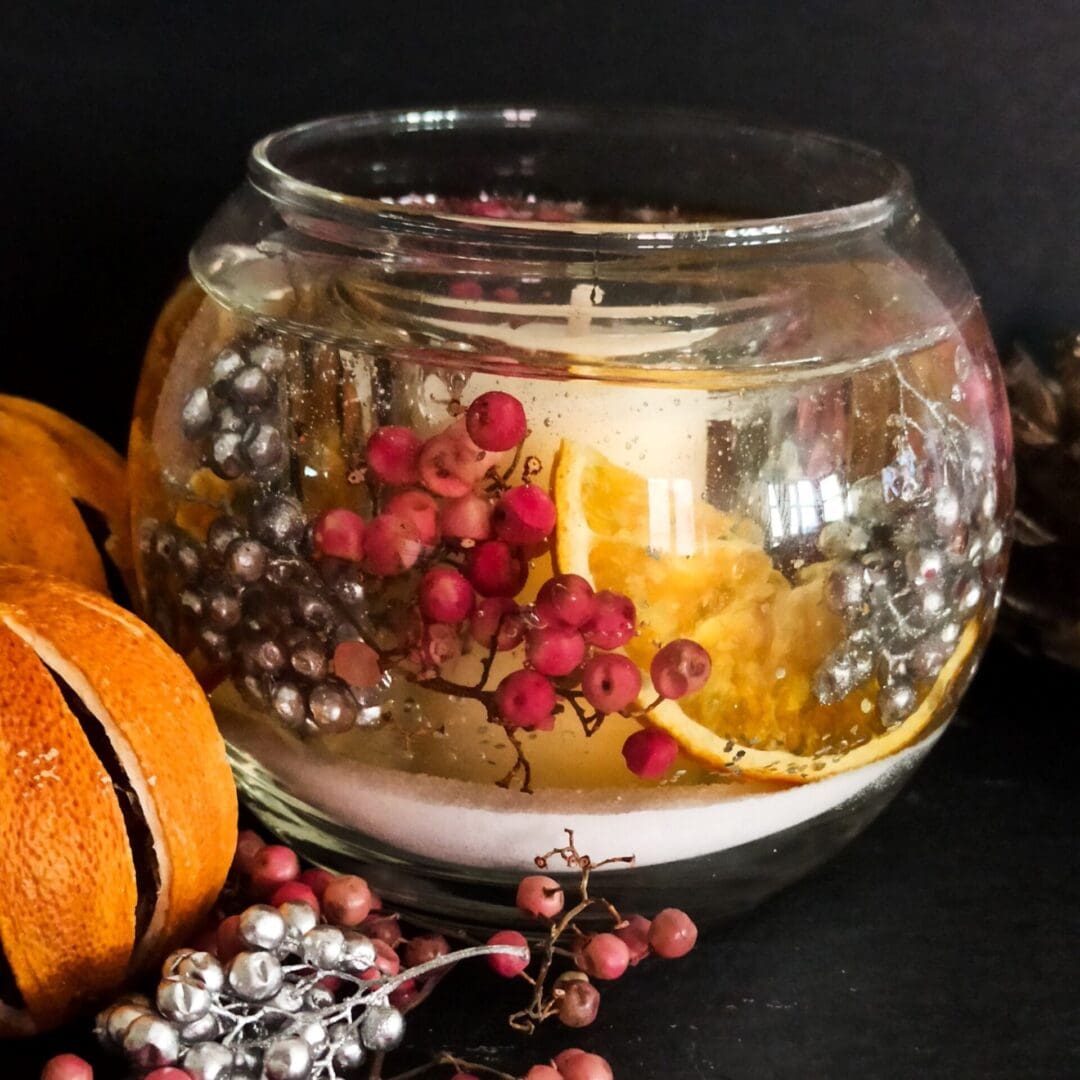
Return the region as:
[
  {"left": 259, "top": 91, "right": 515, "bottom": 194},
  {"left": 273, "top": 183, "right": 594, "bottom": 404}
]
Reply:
[{"left": 131, "top": 107, "right": 1012, "bottom": 930}]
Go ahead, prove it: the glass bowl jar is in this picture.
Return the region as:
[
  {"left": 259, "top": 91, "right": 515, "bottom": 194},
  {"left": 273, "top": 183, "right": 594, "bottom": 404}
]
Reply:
[{"left": 131, "top": 107, "right": 1012, "bottom": 929}]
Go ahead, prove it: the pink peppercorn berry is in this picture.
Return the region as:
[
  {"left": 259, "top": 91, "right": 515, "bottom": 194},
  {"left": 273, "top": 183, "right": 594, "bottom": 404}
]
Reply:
[
  {"left": 365, "top": 513, "right": 423, "bottom": 576},
  {"left": 485, "top": 929, "right": 530, "bottom": 977},
  {"left": 420, "top": 622, "right": 462, "bottom": 669},
  {"left": 557, "top": 977, "right": 601, "bottom": 1028},
  {"left": 470, "top": 597, "right": 525, "bottom": 651},
  {"left": 333, "top": 640, "right": 383, "bottom": 689},
  {"left": 419, "top": 428, "right": 488, "bottom": 497},
  {"left": 312, "top": 508, "right": 366, "bottom": 562},
  {"left": 384, "top": 489, "right": 440, "bottom": 547},
  {"left": 534, "top": 573, "right": 595, "bottom": 628},
  {"left": 495, "top": 670, "right": 557, "bottom": 731},
  {"left": 526, "top": 625, "right": 586, "bottom": 677},
  {"left": 555, "top": 1050, "right": 614, "bottom": 1080},
  {"left": 439, "top": 491, "right": 494, "bottom": 540},
  {"left": 516, "top": 874, "right": 565, "bottom": 919},
  {"left": 270, "top": 880, "right": 321, "bottom": 913},
  {"left": 578, "top": 932, "right": 630, "bottom": 980},
  {"left": 248, "top": 844, "right": 300, "bottom": 896},
  {"left": 367, "top": 426, "right": 422, "bottom": 486},
  {"left": 465, "top": 391, "right": 527, "bottom": 452},
  {"left": 648, "top": 907, "right": 698, "bottom": 958},
  {"left": 402, "top": 933, "right": 450, "bottom": 967},
  {"left": 366, "top": 938, "right": 401, "bottom": 977},
  {"left": 450, "top": 1075, "right": 481, "bottom": 1080},
  {"left": 465, "top": 540, "right": 527, "bottom": 597},
  {"left": 40, "top": 1055, "right": 94, "bottom": 1080},
  {"left": 523, "top": 1068, "right": 562, "bottom": 1080},
  {"left": 651, "top": 638, "right": 712, "bottom": 699},
  {"left": 493, "top": 485, "right": 557, "bottom": 545},
  {"left": 216, "top": 913, "right": 245, "bottom": 962},
  {"left": 614, "top": 913, "right": 652, "bottom": 965},
  {"left": 322, "top": 874, "right": 374, "bottom": 927},
  {"left": 580, "top": 653, "right": 642, "bottom": 713},
  {"left": 298, "top": 867, "right": 336, "bottom": 901},
  {"left": 582, "top": 590, "right": 637, "bottom": 649},
  {"left": 621, "top": 727, "right": 679, "bottom": 779},
  {"left": 232, "top": 829, "right": 265, "bottom": 874},
  {"left": 144, "top": 1071, "right": 192, "bottom": 1080},
  {"left": 419, "top": 566, "right": 475, "bottom": 623}
]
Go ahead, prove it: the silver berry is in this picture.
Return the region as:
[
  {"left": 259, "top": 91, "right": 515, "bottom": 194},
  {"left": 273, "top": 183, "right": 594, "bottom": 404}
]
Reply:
[
  {"left": 340, "top": 931, "right": 377, "bottom": 973},
  {"left": 227, "top": 950, "right": 283, "bottom": 1001},
  {"left": 161, "top": 948, "right": 196, "bottom": 977},
  {"left": 271, "top": 982, "right": 306, "bottom": 1013},
  {"left": 101, "top": 1002, "right": 149, "bottom": 1045},
  {"left": 292, "top": 1015, "right": 330, "bottom": 1055},
  {"left": 878, "top": 680, "right": 917, "bottom": 727},
  {"left": 309, "top": 682, "right": 358, "bottom": 733},
  {"left": 211, "top": 430, "right": 246, "bottom": 479},
  {"left": 933, "top": 488, "right": 961, "bottom": 532},
  {"left": 360, "top": 1002, "right": 405, "bottom": 1052},
  {"left": 331, "top": 1026, "right": 366, "bottom": 1073},
  {"left": 181, "top": 387, "right": 214, "bottom": 439},
  {"left": 238, "top": 903, "right": 287, "bottom": 951},
  {"left": 229, "top": 365, "right": 273, "bottom": 406},
  {"left": 226, "top": 537, "right": 268, "bottom": 583},
  {"left": 824, "top": 562, "right": 866, "bottom": 615},
  {"left": 183, "top": 1040, "right": 234, "bottom": 1080},
  {"left": 243, "top": 421, "right": 284, "bottom": 471},
  {"left": 251, "top": 342, "right": 288, "bottom": 374},
  {"left": 180, "top": 1011, "right": 220, "bottom": 1043},
  {"left": 210, "top": 347, "right": 244, "bottom": 389},
  {"left": 156, "top": 976, "right": 211, "bottom": 1024},
  {"left": 122, "top": 1013, "right": 180, "bottom": 1069},
  {"left": 264, "top": 1035, "right": 313, "bottom": 1080},
  {"left": 176, "top": 950, "right": 225, "bottom": 992},
  {"left": 302, "top": 925, "right": 346, "bottom": 969}
]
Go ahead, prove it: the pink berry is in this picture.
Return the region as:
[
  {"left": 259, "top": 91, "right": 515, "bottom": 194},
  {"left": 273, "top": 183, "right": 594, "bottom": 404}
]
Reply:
[
  {"left": 582, "top": 590, "right": 637, "bottom": 649},
  {"left": 622, "top": 727, "right": 679, "bottom": 779},
  {"left": 360, "top": 913, "right": 402, "bottom": 945},
  {"left": 470, "top": 597, "right": 525, "bottom": 651},
  {"left": 333, "top": 640, "right": 384, "bottom": 688},
  {"left": 450, "top": 1075, "right": 481, "bottom": 1080},
  {"left": 515, "top": 874, "right": 564, "bottom": 919},
  {"left": 368, "top": 938, "right": 401, "bottom": 976},
  {"left": 233, "top": 829, "right": 265, "bottom": 874},
  {"left": 579, "top": 933, "right": 630, "bottom": 980},
  {"left": 555, "top": 1050, "right": 614, "bottom": 1080},
  {"left": 365, "top": 513, "right": 423, "bottom": 575},
  {"left": 312, "top": 508, "right": 366, "bottom": 561},
  {"left": 493, "top": 485, "right": 556, "bottom": 545},
  {"left": 216, "top": 914, "right": 244, "bottom": 962},
  {"left": 465, "top": 540, "right": 527, "bottom": 597},
  {"left": 614, "top": 914, "right": 652, "bottom": 965},
  {"left": 495, "top": 670, "right": 556, "bottom": 731},
  {"left": 419, "top": 429, "right": 488, "bottom": 497},
  {"left": 388, "top": 978, "right": 418, "bottom": 1008},
  {"left": 526, "top": 625, "right": 586, "bottom": 676},
  {"left": 40, "top": 1055, "right": 93, "bottom": 1080},
  {"left": 402, "top": 934, "right": 449, "bottom": 967},
  {"left": 651, "top": 639, "right": 712, "bottom": 698},
  {"left": 299, "top": 868, "right": 336, "bottom": 900},
  {"left": 144, "top": 1070, "right": 191, "bottom": 1080},
  {"left": 420, "top": 622, "right": 463, "bottom": 669},
  {"left": 557, "top": 979, "right": 601, "bottom": 1028},
  {"left": 449, "top": 279, "right": 484, "bottom": 300},
  {"left": 439, "top": 492, "right": 494, "bottom": 540},
  {"left": 367, "top": 426, "right": 422, "bottom": 486},
  {"left": 523, "top": 1068, "right": 561, "bottom": 1080},
  {"left": 648, "top": 907, "right": 699, "bottom": 958},
  {"left": 384, "top": 489, "right": 440, "bottom": 547},
  {"left": 322, "top": 875, "right": 373, "bottom": 926},
  {"left": 270, "top": 880, "right": 321, "bottom": 913},
  {"left": 534, "top": 573, "right": 595, "bottom": 628},
  {"left": 419, "top": 566, "right": 475, "bottom": 622},
  {"left": 486, "top": 929, "right": 530, "bottom": 977},
  {"left": 580, "top": 654, "right": 642, "bottom": 713},
  {"left": 465, "top": 391, "right": 527, "bottom": 451},
  {"left": 249, "top": 844, "right": 300, "bottom": 896}
]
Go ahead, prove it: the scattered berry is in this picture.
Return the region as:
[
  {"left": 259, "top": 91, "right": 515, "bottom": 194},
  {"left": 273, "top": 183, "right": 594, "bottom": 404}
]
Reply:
[
  {"left": 298, "top": 867, "right": 336, "bottom": 900},
  {"left": 465, "top": 540, "right": 527, "bottom": 597},
  {"left": 493, "top": 485, "right": 557, "bottom": 545},
  {"left": 523, "top": 1068, "right": 561, "bottom": 1080},
  {"left": 465, "top": 391, "right": 527, "bottom": 451},
  {"left": 439, "top": 491, "right": 494, "bottom": 540},
  {"left": 384, "top": 489, "right": 440, "bottom": 547},
  {"left": 365, "top": 513, "right": 423, "bottom": 575},
  {"left": 581, "top": 654, "right": 642, "bottom": 713},
  {"left": 233, "top": 829, "right": 265, "bottom": 874},
  {"left": 485, "top": 929, "right": 530, "bottom": 977},
  {"left": 621, "top": 728, "right": 679, "bottom": 779},
  {"left": 448, "top": 279, "right": 484, "bottom": 300},
  {"left": 534, "top": 573, "right": 595, "bottom": 628},
  {"left": 648, "top": 908, "right": 698, "bottom": 958},
  {"left": 651, "top": 638, "right": 712, "bottom": 699},
  {"left": 420, "top": 622, "right": 463, "bottom": 669},
  {"left": 614, "top": 914, "right": 652, "bottom": 965},
  {"left": 248, "top": 844, "right": 300, "bottom": 896},
  {"left": 582, "top": 590, "right": 637, "bottom": 649},
  {"left": 40, "top": 1055, "right": 93, "bottom": 1080},
  {"left": 555, "top": 1050, "right": 614, "bottom": 1080},
  {"left": 470, "top": 597, "right": 526, "bottom": 651},
  {"left": 402, "top": 934, "right": 450, "bottom": 967},
  {"left": 556, "top": 975, "right": 601, "bottom": 1028},
  {"left": 322, "top": 875, "right": 374, "bottom": 927},
  {"left": 419, "top": 566, "right": 475, "bottom": 622},
  {"left": 333, "top": 640, "right": 384, "bottom": 688},
  {"left": 516, "top": 874, "right": 565, "bottom": 919},
  {"left": 388, "top": 977, "right": 419, "bottom": 1008},
  {"left": 579, "top": 933, "right": 630, "bottom": 980},
  {"left": 367, "top": 426, "right": 422, "bottom": 486},
  {"left": 270, "top": 880, "right": 321, "bottom": 912},
  {"left": 312, "top": 508, "right": 365, "bottom": 562},
  {"left": 526, "top": 625, "right": 586, "bottom": 677},
  {"left": 216, "top": 913, "right": 244, "bottom": 962},
  {"left": 368, "top": 938, "right": 401, "bottom": 976},
  {"left": 495, "top": 670, "right": 557, "bottom": 730},
  {"left": 419, "top": 428, "right": 489, "bottom": 497}
]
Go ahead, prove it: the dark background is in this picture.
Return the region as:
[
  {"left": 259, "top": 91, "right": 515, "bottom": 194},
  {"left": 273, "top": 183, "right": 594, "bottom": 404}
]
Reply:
[{"left": 4, "top": 3, "right": 1079, "bottom": 1077}]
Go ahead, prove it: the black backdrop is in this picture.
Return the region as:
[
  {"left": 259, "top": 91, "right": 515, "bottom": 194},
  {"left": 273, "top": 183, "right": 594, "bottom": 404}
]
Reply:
[{"left": 3, "top": 0, "right": 1079, "bottom": 447}]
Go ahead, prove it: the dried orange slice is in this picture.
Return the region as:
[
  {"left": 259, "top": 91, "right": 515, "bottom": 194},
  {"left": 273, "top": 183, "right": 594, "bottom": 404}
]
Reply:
[
  {"left": 552, "top": 439, "right": 977, "bottom": 782},
  {"left": 0, "top": 566, "right": 236, "bottom": 1033}
]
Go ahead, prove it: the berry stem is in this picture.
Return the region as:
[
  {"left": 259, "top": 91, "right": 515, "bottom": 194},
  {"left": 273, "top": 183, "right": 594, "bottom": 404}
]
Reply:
[{"left": 497, "top": 728, "right": 534, "bottom": 794}]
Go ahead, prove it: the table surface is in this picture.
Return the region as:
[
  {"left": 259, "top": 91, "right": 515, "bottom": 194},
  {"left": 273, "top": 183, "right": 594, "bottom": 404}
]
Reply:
[{"left": 11, "top": 638, "right": 1078, "bottom": 1079}]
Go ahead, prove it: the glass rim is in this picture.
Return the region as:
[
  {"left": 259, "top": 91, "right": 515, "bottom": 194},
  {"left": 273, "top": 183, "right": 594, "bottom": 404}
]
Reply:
[{"left": 247, "top": 105, "right": 913, "bottom": 250}]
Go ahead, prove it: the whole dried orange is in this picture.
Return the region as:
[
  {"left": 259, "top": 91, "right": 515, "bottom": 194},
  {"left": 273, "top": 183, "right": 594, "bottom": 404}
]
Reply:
[
  {"left": 0, "top": 566, "right": 237, "bottom": 1035},
  {"left": 0, "top": 396, "right": 134, "bottom": 597}
]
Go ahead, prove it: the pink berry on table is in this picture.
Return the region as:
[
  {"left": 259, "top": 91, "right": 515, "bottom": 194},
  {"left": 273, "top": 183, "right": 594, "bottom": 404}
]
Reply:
[
  {"left": 365, "top": 513, "right": 423, "bottom": 575},
  {"left": 384, "top": 489, "right": 440, "bottom": 547},
  {"left": 493, "top": 485, "right": 557, "bottom": 545},
  {"left": 270, "top": 880, "right": 321, "bottom": 913},
  {"left": 621, "top": 727, "right": 679, "bottom": 779},
  {"left": 312, "top": 507, "right": 366, "bottom": 561},
  {"left": 526, "top": 625, "right": 586, "bottom": 676},
  {"left": 402, "top": 933, "right": 450, "bottom": 967},
  {"left": 579, "top": 932, "right": 630, "bottom": 980},
  {"left": 516, "top": 874, "right": 564, "bottom": 918},
  {"left": 495, "top": 670, "right": 557, "bottom": 731},
  {"left": 555, "top": 1050, "right": 614, "bottom": 1080},
  {"left": 581, "top": 654, "right": 642, "bottom": 713},
  {"left": 248, "top": 844, "right": 300, "bottom": 896},
  {"left": 367, "top": 425, "right": 423, "bottom": 486},
  {"left": 558, "top": 978, "right": 601, "bottom": 1028},
  {"left": 534, "top": 573, "right": 595, "bottom": 628},
  {"left": 470, "top": 596, "right": 525, "bottom": 651},
  {"left": 582, "top": 590, "right": 637, "bottom": 649},
  {"left": 465, "top": 540, "right": 527, "bottom": 597},
  {"left": 523, "top": 1068, "right": 561, "bottom": 1080},
  {"left": 299, "top": 867, "right": 336, "bottom": 900},
  {"left": 485, "top": 929, "right": 530, "bottom": 977},
  {"left": 439, "top": 491, "right": 494, "bottom": 540},
  {"left": 40, "top": 1054, "right": 93, "bottom": 1080},
  {"left": 419, "top": 566, "right": 475, "bottom": 623},
  {"left": 420, "top": 622, "right": 463, "bottom": 669},
  {"left": 333, "top": 640, "right": 384, "bottom": 689},
  {"left": 614, "top": 914, "right": 652, "bottom": 965},
  {"left": 465, "top": 390, "right": 527, "bottom": 451},
  {"left": 322, "top": 874, "right": 374, "bottom": 926},
  {"left": 233, "top": 828, "right": 265, "bottom": 874},
  {"left": 651, "top": 639, "right": 712, "bottom": 698},
  {"left": 648, "top": 907, "right": 699, "bottom": 958}
]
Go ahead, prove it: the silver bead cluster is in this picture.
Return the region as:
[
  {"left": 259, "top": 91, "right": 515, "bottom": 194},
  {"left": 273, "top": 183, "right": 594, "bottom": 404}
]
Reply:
[{"left": 96, "top": 900, "right": 528, "bottom": 1080}]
